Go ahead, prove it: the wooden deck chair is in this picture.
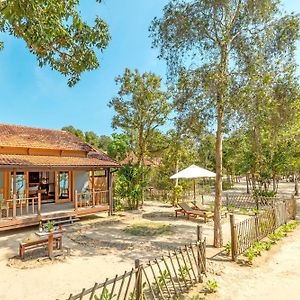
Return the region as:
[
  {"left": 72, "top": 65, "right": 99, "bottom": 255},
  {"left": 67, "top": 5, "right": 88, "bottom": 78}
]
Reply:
[{"left": 175, "top": 202, "right": 214, "bottom": 223}]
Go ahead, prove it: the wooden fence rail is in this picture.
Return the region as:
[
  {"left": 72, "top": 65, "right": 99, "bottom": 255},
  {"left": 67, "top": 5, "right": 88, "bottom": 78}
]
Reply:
[
  {"left": 230, "top": 197, "right": 297, "bottom": 261},
  {"left": 66, "top": 238, "right": 206, "bottom": 300},
  {"left": 75, "top": 190, "right": 109, "bottom": 210},
  {"left": 0, "top": 194, "right": 41, "bottom": 221},
  {"left": 225, "top": 194, "right": 281, "bottom": 210}
]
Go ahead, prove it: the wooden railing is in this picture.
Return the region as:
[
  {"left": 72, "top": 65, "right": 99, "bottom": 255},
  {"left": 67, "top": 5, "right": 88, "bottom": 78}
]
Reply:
[
  {"left": 66, "top": 240, "right": 206, "bottom": 300},
  {"left": 0, "top": 194, "right": 41, "bottom": 221},
  {"left": 74, "top": 190, "right": 109, "bottom": 210},
  {"left": 230, "top": 197, "right": 297, "bottom": 260}
]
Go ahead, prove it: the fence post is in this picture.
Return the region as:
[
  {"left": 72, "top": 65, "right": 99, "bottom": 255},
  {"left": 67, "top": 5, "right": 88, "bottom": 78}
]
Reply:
[
  {"left": 197, "top": 225, "right": 203, "bottom": 242},
  {"left": 197, "top": 225, "right": 203, "bottom": 273},
  {"left": 254, "top": 213, "right": 259, "bottom": 241},
  {"left": 135, "top": 259, "right": 142, "bottom": 300},
  {"left": 230, "top": 214, "right": 237, "bottom": 261}
]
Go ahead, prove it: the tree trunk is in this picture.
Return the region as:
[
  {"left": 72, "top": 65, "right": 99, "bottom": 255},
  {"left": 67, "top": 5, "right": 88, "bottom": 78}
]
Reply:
[
  {"left": 295, "top": 173, "right": 299, "bottom": 196},
  {"left": 246, "top": 173, "right": 250, "bottom": 194},
  {"left": 214, "top": 105, "right": 223, "bottom": 248},
  {"left": 272, "top": 174, "right": 277, "bottom": 193}
]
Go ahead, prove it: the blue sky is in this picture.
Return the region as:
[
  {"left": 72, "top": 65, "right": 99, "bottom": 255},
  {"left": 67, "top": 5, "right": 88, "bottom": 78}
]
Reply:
[{"left": 0, "top": 0, "right": 299, "bottom": 136}]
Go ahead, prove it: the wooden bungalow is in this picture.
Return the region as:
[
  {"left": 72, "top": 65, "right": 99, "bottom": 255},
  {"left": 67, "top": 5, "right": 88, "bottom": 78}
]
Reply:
[{"left": 0, "top": 123, "right": 119, "bottom": 231}]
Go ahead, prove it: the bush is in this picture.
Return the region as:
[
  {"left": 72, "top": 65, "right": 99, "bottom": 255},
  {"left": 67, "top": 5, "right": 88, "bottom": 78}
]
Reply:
[
  {"left": 115, "top": 164, "right": 148, "bottom": 209},
  {"left": 222, "top": 181, "right": 233, "bottom": 190},
  {"left": 253, "top": 189, "right": 277, "bottom": 197},
  {"left": 171, "top": 185, "right": 183, "bottom": 206}
]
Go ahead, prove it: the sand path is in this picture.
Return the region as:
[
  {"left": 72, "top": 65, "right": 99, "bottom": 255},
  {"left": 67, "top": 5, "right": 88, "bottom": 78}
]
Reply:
[{"left": 206, "top": 226, "right": 300, "bottom": 300}]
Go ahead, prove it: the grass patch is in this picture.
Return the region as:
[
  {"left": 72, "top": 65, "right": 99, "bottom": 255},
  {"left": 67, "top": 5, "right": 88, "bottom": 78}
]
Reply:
[{"left": 123, "top": 223, "right": 173, "bottom": 236}]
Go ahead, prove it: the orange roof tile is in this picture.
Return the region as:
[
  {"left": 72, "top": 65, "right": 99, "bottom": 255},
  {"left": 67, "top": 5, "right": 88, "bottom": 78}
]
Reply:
[
  {"left": 0, "top": 154, "right": 119, "bottom": 169},
  {"left": 0, "top": 123, "right": 92, "bottom": 151}
]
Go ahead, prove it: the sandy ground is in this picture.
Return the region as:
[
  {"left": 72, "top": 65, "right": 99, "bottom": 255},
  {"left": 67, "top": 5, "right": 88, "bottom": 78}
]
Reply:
[
  {"left": 200, "top": 226, "right": 300, "bottom": 300},
  {"left": 0, "top": 179, "right": 298, "bottom": 300}
]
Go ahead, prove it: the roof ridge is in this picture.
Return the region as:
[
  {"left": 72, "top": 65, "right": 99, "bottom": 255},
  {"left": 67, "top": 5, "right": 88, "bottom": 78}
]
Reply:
[{"left": 0, "top": 122, "right": 67, "bottom": 134}]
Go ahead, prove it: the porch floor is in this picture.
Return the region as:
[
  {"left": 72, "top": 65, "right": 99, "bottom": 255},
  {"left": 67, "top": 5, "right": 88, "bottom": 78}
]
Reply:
[{"left": 0, "top": 202, "right": 109, "bottom": 231}]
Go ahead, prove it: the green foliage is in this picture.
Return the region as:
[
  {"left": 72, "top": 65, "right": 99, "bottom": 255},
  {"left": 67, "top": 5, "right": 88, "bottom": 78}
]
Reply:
[
  {"left": 222, "top": 181, "right": 233, "bottom": 191},
  {"left": 227, "top": 204, "right": 236, "bottom": 212},
  {"left": 109, "top": 68, "right": 171, "bottom": 166},
  {"left": 150, "top": 0, "right": 300, "bottom": 247},
  {"left": 189, "top": 296, "right": 204, "bottom": 300},
  {"left": 62, "top": 126, "right": 112, "bottom": 151},
  {"left": 44, "top": 220, "right": 55, "bottom": 231},
  {"left": 0, "top": 0, "right": 110, "bottom": 86},
  {"left": 224, "top": 242, "right": 231, "bottom": 256},
  {"left": 158, "top": 270, "right": 169, "bottom": 288},
  {"left": 115, "top": 164, "right": 148, "bottom": 209},
  {"left": 114, "top": 202, "right": 124, "bottom": 212},
  {"left": 253, "top": 190, "right": 277, "bottom": 198},
  {"left": 243, "top": 247, "right": 259, "bottom": 264},
  {"left": 178, "top": 266, "right": 190, "bottom": 282},
  {"left": 171, "top": 185, "right": 183, "bottom": 206},
  {"left": 206, "top": 279, "right": 219, "bottom": 293},
  {"left": 107, "top": 133, "right": 130, "bottom": 161},
  {"left": 123, "top": 223, "right": 173, "bottom": 236},
  {"left": 94, "top": 287, "right": 115, "bottom": 300}
]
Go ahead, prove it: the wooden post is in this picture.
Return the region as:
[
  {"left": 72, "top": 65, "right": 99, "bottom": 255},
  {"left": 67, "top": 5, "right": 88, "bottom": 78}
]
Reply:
[
  {"left": 13, "top": 194, "right": 17, "bottom": 220},
  {"left": 197, "top": 225, "right": 203, "bottom": 274},
  {"left": 108, "top": 169, "right": 113, "bottom": 216},
  {"left": 25, "top": 171, "right": 29, "bottom": 198},
  {"left": 135, "top": 259, "right": 142, "bottom": 300},
  {"left": 91, "top": 170, "right": 95, "bottom": 207},
  {"left": 255, "top": 213, "right": 259, "bottom": 241},
  {"left": 197, "top": 225, "right": 203, "bottom": 242},
  {"left": 74, "top": 190, "right": 78, "bottom": 212},
  {"left": 292, "top": 195, "right": 297, "bottom": 220},
  {"left": 13, "top": 170, "right": 16, "bottom": 197},
  {"left": 37, "top": 193, "right": 41, "bottom": 215},
  {"left": 230, "top": 214, "right": 237, "bottom": 261},
  {"left": 54, "top": 171, "right": 58, "bottom": 202}
]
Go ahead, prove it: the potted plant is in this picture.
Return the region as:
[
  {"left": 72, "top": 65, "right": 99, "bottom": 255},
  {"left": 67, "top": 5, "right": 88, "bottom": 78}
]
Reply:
[{"left": 45, "top": 220, "right": 55, "bottom": 232}]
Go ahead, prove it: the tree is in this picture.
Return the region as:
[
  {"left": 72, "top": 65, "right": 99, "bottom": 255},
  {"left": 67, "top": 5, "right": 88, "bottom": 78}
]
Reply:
[
  {"left": 107, "top": 133, "right": 130, "bottom": 161},
  {"left": 109, "top": 68, "right": 171, "bottom": 166},
  {"left": 62, "top": 125, "right": 85, "bottom": 140},
  {"left": 150, "top": 0, "right": 300, "bottom": 247},
  {"left": 98, "top": 135, "right": 112, "bottom": 152},
  {"left": 0, "top": 0, "right": 110, "bottom": 86},
  {"left": 62, "top": 125, "right": 112, "bottom": 152}
]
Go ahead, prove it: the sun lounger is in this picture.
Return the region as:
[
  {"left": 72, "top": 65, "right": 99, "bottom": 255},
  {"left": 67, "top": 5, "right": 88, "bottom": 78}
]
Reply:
[{"left": 175, "top": 202, "right": 214, "bottom": 223}]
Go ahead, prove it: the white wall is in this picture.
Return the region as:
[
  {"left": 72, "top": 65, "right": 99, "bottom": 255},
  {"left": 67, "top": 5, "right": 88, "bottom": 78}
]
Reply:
[{"left": 74, "top": 171, "right": 89, "bottom": 193}]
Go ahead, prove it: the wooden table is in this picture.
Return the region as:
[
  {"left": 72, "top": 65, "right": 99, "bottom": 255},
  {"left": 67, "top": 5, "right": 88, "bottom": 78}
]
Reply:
[{"left": 35, "top": 229, "right": 64, "bottom": 259}]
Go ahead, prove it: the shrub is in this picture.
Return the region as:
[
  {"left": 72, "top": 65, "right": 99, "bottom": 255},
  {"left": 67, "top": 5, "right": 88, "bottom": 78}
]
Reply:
[
  {"left": 253, "top": 189, "right": 277, "bottom": 197},
  {"left": 171, "top": 185, "right": 183, "bottom": 206},
  {"left": 115, "top": 164, "right": 148, "bottom": 209},
  {"left": 206, "top": 279, "right": 219, "bottom": 293},
  {"left": 222, "top": 181, "right": 233, "bottom": 190}
]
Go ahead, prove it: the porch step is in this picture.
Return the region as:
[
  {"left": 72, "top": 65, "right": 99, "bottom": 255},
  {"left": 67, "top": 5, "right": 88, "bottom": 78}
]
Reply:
[{"left": 42, "top": 216, "right": 80, "bottom": 227}]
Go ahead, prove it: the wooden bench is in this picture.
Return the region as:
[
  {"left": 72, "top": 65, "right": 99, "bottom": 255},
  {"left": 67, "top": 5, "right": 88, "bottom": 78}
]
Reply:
[{"left": 19, "top": 234, "right": 62, "bottom": 260}]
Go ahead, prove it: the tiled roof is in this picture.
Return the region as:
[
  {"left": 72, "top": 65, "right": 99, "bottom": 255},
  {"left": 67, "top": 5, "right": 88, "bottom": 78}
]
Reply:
[
  {"left": 0, "top": 154, "right": 119, "bottom": 169},
  {"left": 0, "top": 123, "right": 92, "bottom": 151}
]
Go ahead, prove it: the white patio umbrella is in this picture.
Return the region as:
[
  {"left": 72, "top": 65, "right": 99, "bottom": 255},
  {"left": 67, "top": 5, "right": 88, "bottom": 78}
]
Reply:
[{"left": 170, "top": 164, "right": 216, "bottom": 201}]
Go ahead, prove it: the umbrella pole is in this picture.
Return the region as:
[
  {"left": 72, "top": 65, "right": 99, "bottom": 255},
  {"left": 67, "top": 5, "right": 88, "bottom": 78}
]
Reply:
[{"left": 193, "top": 179, "right": 196, "bottom": 203}]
